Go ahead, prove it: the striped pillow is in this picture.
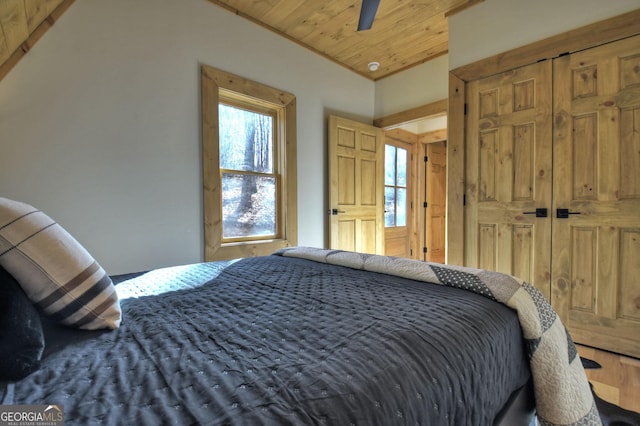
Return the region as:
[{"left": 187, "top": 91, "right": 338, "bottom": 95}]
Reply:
[{"left": 0, "top": 198, "right": 121, "bottom": 330}]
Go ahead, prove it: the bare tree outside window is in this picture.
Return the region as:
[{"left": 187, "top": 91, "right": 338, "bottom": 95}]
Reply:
[{"left": 219, "top": 103, "right": 277, "bottom": 239}]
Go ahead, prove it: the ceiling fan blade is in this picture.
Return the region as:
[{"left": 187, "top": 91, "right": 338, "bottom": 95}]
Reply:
[{"left": 357, "top": 0, "right": 380, "bottom": 31}]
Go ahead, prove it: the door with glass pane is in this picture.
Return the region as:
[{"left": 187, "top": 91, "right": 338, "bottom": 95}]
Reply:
[{"left": 384, "top": 138, "right": 414, "bottom": 258}]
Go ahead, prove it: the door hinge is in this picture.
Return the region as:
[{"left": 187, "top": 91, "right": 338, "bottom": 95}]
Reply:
[
  {"left": 424, "top": 155, "right": 428, "bottom": 162},
  {"left": 463, "top": 194, "right": 466, "bottom": 206},
  {"left": 464, "top": 103, "right": 468, "bottom": 115},
  {"left": 423, "top": 247, "right": 428, "bottom": 254},
  {"left": 423, "top": 201, "right": 428, "bottom": 208},
  {"left": 410, "top": 248, "right": 413, "bottom": 256}
]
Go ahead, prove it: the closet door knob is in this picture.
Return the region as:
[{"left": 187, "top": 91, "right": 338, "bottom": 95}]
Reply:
[
  {"left": 556, "top": 208, "right": 581, "bottom": 219},
  {"left": 523, "top": 208, "right": 548, "bottom": 218}
]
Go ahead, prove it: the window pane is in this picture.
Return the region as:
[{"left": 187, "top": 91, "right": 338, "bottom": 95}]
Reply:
[
  {"left": 222, "top": 173, "right": 276, "bottom": 238},
  {"left": 397, "top": 148, "right": 407, "bottom": 187},
  {"left": 219, "top": 104, "right": 273, "bottom": 173},
  {"left": 384, "top": 186, "right": 395, "bottom": 227},
  {"left": 396, "top": 188, "right": 407, "bottom": 227},
  {"left": 385, "top": 145, "right": 396, "bottom": 185}
]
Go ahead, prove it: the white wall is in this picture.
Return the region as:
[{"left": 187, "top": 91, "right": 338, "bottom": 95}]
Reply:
[
  {"left": 374, "top": 54, "right": 449, "bottom": 118},
  {"left": 0, "top": 0, "right": 374, "bottom": 274},
  {"left": 449, "top": 0, "right": 640, "bottom": 69}
]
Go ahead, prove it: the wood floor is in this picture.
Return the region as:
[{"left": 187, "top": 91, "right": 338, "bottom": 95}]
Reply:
[{"left": 576, "top": 344, "right": 640, "bottom": 414}]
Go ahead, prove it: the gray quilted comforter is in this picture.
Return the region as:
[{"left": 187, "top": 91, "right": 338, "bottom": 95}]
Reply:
[
  {"left": 278, "top": 247, "right": 601, "bottom": 426},
  {"left": 3, "top": 253, "right": 533, "bottom": 425}
]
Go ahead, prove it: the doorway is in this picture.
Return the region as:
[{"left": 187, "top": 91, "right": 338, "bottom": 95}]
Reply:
[
  {"left": 380, "top": 116, "right": 448, "bottom": 261},
  {"left": 364, "top": 99, "right": 449, "bottom": 262}
]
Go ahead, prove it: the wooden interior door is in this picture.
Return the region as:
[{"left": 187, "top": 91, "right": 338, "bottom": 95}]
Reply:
[
  {"left": 425, "top": 142, "right": 446, "bottom": 263},
  {"left": 465, "top": 61, "right": 553, "bottom": 300},
  {"left": 551, "top": 35, "right": 640, "bottom": 358},
  {"left": 328, "top": 115, "right": 384, "bottom": 254}
]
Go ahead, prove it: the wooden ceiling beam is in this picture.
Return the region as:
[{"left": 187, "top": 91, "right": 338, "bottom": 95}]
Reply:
[{"left": 374, "top": 98, "right": 448, "bottom": 128}]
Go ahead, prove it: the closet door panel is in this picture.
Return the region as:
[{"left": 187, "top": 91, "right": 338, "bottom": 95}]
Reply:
[
  {"left": 465, "top": 61, "right": 553, "bottom": 300},
  {"left": 552, "top": 35, "right": 640, "bottom": 358}
]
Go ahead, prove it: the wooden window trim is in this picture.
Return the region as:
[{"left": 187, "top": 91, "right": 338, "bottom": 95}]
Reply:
[{"left": 202, "top": 65, "right": 297, "bottom": 260}]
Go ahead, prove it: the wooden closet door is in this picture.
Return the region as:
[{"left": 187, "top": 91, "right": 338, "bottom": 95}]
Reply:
[
  {"left": 552, "top": 35, "right": 640, "bottom": 358},
  {"left": 465, "top": 61, "right": 553, "bottom": 300}
]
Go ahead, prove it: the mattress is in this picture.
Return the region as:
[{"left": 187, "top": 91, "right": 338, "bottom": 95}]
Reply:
[{"left": 2, "top": 255, "right": 531, "bottom": 425}]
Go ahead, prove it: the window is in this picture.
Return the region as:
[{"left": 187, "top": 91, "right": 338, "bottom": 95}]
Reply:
[
  {"left": 219, "top": 103, "right": 276, "bottom": 240},
  {"left": 202, "top": 65, "right": 297, "bottom": 260},
  {"left": 384, "top": 144, "right": 407, "bottom": 227}
]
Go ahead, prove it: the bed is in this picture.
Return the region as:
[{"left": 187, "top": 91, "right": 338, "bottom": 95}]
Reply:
[{"left": 0, "top": 199, "right": 600, "bottom": 425}]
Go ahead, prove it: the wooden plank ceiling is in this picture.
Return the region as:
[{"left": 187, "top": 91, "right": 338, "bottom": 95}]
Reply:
[
  {"left": 0, "top": 0, "right": 72, "bottom": 80},
  {"left": 209, "top": 0, "right": 480, "bottom": 80},
  {"left": 0, "top": 0, "right": 481, "bottom": 82}
]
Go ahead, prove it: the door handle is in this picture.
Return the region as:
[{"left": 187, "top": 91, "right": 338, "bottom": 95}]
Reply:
[
  {"left": 330, "top": 208, "right": 346, "bottom": 215},
  {"left": 556, "top": 208, "right": 581, "bottom": 219},
  {"left": 523, "top": 208, "right": 548, "bottom": 218}
]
